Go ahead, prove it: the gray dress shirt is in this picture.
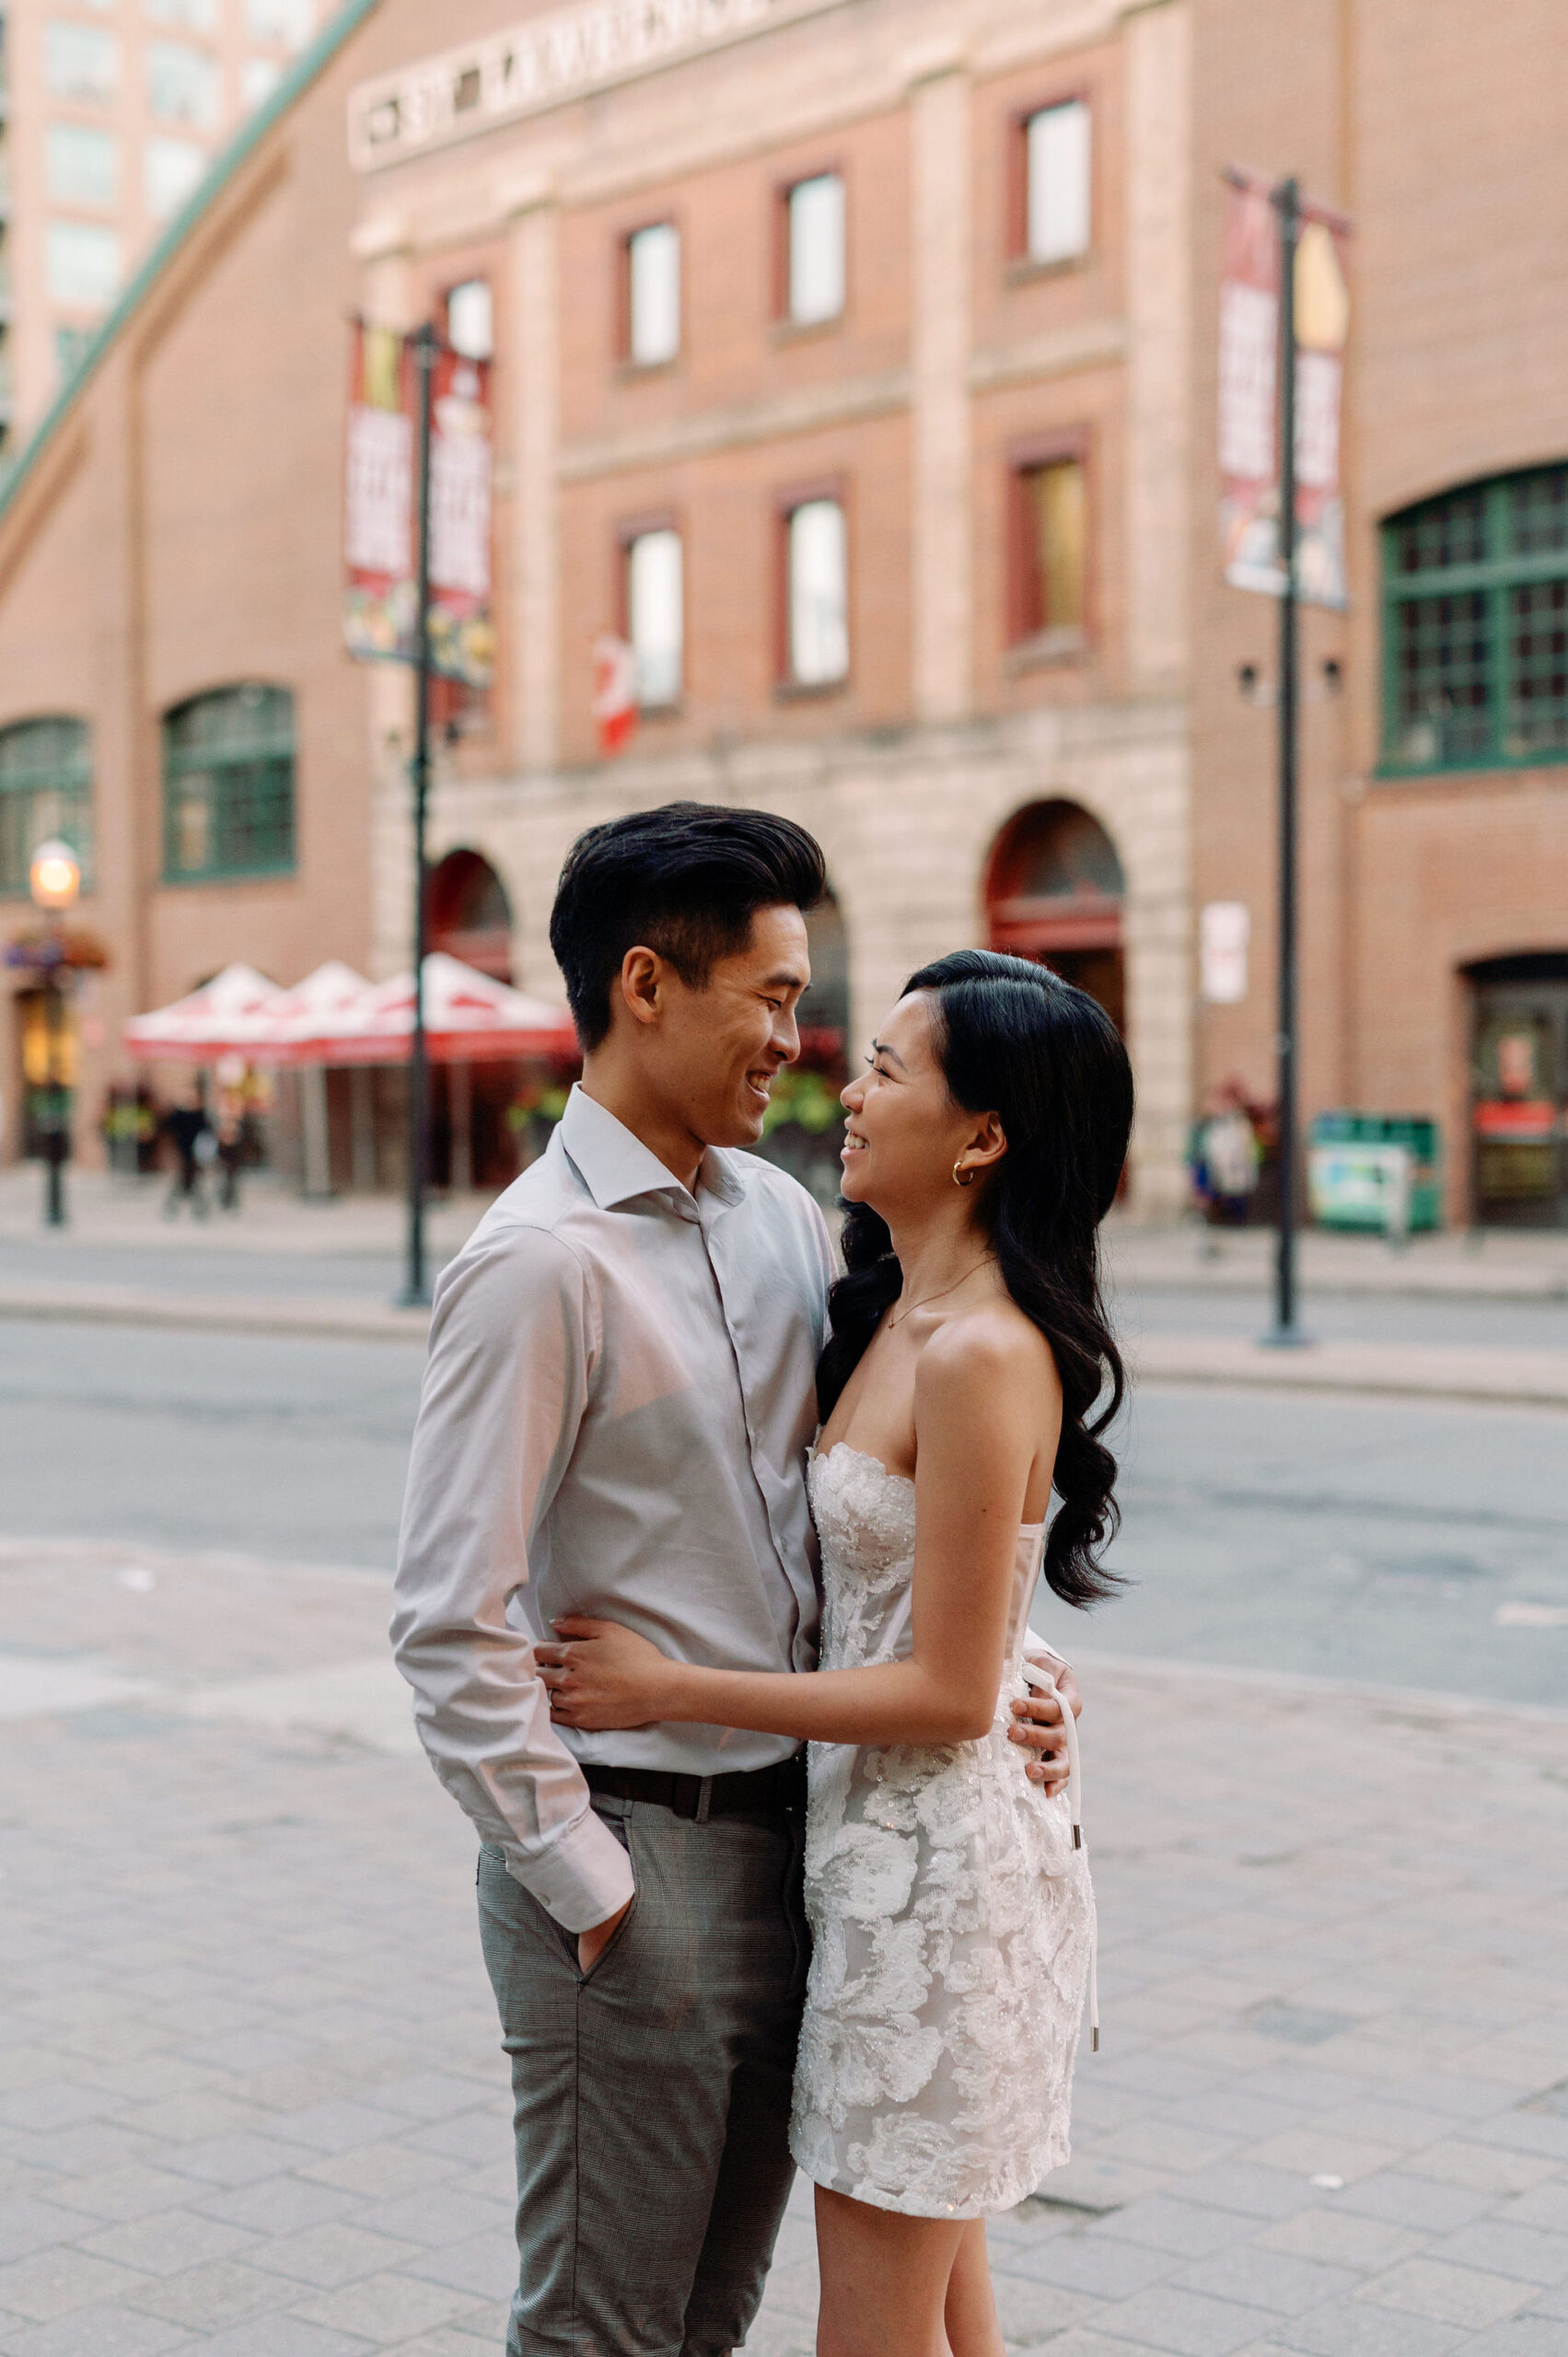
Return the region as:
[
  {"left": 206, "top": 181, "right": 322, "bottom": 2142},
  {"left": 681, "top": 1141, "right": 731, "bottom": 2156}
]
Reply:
[{"left": 391, "top": 1086, "right": 837, "bottom": 1933}]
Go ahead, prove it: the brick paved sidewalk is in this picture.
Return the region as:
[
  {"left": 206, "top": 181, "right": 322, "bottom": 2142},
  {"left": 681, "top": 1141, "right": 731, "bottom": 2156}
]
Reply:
[{"left": 1, "top": 1538, "right": 1565, "bottom": 2356}]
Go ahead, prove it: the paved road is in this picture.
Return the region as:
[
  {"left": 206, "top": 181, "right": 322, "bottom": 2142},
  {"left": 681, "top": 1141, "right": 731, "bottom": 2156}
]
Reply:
[
  {"left": 6, "top": 1320, "right": 1567, "bottom": 1709},
  {"left": 1, "top": 1325, "right": 421, "bottom": 1568},
  {"left": 2, "top": 1541, "right": 1564, "bottom": 2357}
]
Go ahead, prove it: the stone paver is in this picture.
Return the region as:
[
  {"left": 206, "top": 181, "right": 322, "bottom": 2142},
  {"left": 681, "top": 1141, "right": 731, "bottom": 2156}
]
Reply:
[{"left": 0, "top": 1537, "right": 1564, "bottom": 2353}]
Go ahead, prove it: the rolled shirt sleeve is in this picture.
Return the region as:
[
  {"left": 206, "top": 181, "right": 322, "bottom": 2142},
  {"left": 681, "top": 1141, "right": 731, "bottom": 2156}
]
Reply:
[{"left": 390, "top": 1223, "right": 636, "bottom": 1934}]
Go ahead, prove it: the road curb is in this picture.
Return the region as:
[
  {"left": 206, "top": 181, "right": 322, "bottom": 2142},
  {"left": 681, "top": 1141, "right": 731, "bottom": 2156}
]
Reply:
[
  {"left": 1133, "top": 1331, "right": 1568, "bottom": 1409},
  {"left": 0, "top": 1283, "right": 430, "bottom": 1344}
]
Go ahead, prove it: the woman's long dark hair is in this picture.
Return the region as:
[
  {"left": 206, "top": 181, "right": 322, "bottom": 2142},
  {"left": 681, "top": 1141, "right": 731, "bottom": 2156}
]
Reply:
[{"left": 817, "top": 950, "right": 1134, "bottom": 1608}]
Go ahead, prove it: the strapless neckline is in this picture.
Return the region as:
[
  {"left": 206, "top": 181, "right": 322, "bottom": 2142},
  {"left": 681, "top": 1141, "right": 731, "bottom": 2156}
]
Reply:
[{"left": 810, "top": 1439, "right": 1048, "bottom": 1533}]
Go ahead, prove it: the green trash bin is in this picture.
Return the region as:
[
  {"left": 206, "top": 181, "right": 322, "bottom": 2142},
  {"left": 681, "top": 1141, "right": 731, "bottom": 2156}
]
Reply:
[{"left": 1307, "top": 1113, "right": 1441, "bottom": 1233}]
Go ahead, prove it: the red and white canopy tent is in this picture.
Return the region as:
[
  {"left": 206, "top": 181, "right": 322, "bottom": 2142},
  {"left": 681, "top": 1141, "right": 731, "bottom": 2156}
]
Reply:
[
  {"left": 122, "top": 963, "right": 289, "bottom": 1061},
  {"left": 123, "top": 955, "right": 578, "bottom": 1066}
]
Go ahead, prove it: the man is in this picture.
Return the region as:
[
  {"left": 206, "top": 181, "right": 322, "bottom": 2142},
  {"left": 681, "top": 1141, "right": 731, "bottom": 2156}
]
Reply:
[
  {"left": 161, "top": 1084, "right": 213, "bottom": 1219},
  {"left": 392, "top": 804, "right": 1082, "bottom": 2357}
]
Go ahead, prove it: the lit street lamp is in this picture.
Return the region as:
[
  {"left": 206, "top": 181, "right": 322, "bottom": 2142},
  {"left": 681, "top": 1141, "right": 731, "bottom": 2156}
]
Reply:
[{"left": 29, "top": 838, "right": 81, "bottom": 1228}]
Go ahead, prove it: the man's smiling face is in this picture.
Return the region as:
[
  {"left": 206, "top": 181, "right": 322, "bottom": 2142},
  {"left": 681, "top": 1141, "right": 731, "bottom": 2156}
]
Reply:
[{"left": 650, "top": 902, "right": 812, "bottom": 1150}]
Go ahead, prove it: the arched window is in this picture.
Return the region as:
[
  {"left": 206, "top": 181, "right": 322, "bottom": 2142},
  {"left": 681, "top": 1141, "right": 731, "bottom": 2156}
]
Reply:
[
  {"left": 162, "top": 683, "right": 295, "bottom": 882},
  {"left": 0, "top": 717, "right": 93, "bottom": 898},
  {"left": 1382, "top": 466, "right": 1568, "bottom": 773}
]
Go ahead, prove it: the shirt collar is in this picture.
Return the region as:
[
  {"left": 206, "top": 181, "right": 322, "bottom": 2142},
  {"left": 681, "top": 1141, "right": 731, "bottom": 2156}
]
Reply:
[{"left": 559, "top": 1085, "right": 746, "bottom": 1213}]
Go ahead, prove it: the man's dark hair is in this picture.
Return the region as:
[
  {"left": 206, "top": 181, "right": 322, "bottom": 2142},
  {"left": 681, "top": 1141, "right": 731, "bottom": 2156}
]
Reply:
[{"left": 549, "top": 802, "right": 827, "bottom": 1051}]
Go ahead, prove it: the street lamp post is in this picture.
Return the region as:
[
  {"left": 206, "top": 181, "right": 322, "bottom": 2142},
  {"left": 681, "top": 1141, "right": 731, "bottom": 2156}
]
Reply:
[{"left": 28, "top": 838, "right": 82, "bottom": 1229}]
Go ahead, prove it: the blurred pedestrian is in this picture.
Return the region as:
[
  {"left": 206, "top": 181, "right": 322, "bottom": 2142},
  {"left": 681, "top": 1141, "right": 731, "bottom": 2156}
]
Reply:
[
  {"left": 161, "top": 1085, "right": 213, "bottom": 1219},
  {"left": 1193, "top": 1085, "right": 1260, "bottom": 1226},
  {"left": 215, "top": 1113, "right": 244, "bottom": 1213}
]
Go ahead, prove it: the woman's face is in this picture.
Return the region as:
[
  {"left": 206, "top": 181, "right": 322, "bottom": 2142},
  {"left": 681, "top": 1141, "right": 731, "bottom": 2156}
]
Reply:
[{"left": 839, "top": 992, "right": 994, "bottom": 1213}]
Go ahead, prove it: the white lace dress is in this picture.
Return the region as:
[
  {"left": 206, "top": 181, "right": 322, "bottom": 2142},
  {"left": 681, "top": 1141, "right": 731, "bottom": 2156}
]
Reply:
[{"left": 788, "top": 1444, "right": 1095, "bottom": 2218}]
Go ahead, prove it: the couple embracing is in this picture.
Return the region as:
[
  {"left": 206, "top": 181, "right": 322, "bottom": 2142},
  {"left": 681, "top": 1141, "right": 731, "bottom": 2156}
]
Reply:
[{"left": 392, "top": 803, "right": 1132, "bottom": 2357}]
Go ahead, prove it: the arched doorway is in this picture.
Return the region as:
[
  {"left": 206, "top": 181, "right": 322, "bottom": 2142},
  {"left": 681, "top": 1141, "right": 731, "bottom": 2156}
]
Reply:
[
  {"left": 424, "top": 849, "right": 517, "bottom": 1192},
  {"left": 984, "top": 798, "right": 1126, "bottom": 1031},
  {"left": 426, "top": 848, "right": 514, "bottom": 980}
]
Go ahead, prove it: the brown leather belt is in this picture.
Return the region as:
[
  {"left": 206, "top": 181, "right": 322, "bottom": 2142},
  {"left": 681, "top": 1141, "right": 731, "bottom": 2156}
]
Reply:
[{"left": 584, "top": 1753, "right": 807, "bottom": 1822}]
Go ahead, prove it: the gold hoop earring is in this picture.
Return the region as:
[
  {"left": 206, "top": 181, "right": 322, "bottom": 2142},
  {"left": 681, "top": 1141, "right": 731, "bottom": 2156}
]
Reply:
[{"left": 952, "top": 1159, "right": 975, "bottom": 1189}]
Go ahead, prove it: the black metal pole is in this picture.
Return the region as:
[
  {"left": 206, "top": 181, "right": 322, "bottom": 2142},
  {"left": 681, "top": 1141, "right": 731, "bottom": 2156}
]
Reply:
[
  {"left": 401, "top": 323, "right": 437, "bottom": 1308},
  {"left": 43, "top": 969, "right": 67, "bottom": 1228},
  {"left": 1266, "top": 177, "right": 1304, "bottom": 1344}
]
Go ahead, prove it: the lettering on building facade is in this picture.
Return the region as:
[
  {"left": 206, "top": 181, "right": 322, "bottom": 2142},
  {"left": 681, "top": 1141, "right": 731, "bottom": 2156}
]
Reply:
[{"left": 347, "top": 0, "right": 842, "bottom": 170}]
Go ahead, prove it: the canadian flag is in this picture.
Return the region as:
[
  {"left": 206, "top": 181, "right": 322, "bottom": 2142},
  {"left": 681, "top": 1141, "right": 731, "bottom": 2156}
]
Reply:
[{"left": 592, "top": 633, "right": 637, "bottom": 756}]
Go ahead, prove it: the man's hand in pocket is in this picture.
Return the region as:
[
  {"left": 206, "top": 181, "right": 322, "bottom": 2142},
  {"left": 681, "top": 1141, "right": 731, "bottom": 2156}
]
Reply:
[{"left": 577, "top": 1898, "right": 633, "bottom": 1976}]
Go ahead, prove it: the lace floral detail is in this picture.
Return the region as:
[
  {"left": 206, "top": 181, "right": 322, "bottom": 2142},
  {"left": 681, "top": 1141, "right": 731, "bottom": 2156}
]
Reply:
[{"left": 788, "top": 1445, "right": 1094, "bottom": 2219}]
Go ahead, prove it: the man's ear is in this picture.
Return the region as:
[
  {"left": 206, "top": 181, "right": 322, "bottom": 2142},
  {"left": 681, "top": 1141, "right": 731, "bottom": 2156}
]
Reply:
[{"left": 618, "top": 946, "right": 664, "bottom": 1029}]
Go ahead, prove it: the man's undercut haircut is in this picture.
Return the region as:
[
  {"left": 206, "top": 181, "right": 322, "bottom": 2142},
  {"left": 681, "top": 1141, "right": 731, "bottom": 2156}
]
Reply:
[{"left": 550, "top": 802, "right": 827, "bottom": 1051}]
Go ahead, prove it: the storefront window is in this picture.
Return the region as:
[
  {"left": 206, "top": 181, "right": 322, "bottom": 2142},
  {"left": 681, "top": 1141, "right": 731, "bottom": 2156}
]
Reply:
[
  {"left": 0, "top": 718, "right": 93, "bottom": 898},
  {"left": 1382, "top": 465, "right": 1568, "bottom": 772},
  {"left": 162, "top": 684, "right": 295, "bottom": 882}
]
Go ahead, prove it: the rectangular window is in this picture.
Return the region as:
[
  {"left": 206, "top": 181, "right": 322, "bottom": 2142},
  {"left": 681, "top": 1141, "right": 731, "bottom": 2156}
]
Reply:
[
  {"left": 446, "top": 278, "right": 494, "bottom": 360},
  {"left": 1382, "top": 467, "right": 1568, "bottom": 772},
  {"left": 46, "top": 124, "right": 119, "bottom": 208},
  {"left": 145, "top": 136, "right": 206, "bottom": 219},
  {"left": 147, "top": 41, "right": 221, "bottom": 127},
  {"left": 626, "top": 223, "right": 679, "bottom": 367},
  {"left": 145, "top": 0, "right": 218, "bottom": 29},
  {"left": 1014, "top": 455, "right": 1087, "bottom": 642},
  {"left": 0, "top": 720, "right": 93, "bottom": 900},
  {"left": 785, "top": 497, "right": 849, "bottom": 687},
  {"left": 625, "top": 528, "right": 683, "bottom": 708},
  {"left": 163, "top": 685, "right": 295, "bottom": 881},
  {"left": 46, "top": 221, "right": 122, "bottom": 308},
  {"left": 1024, "top": 99, "right": 1091, "bottom": 265},
  {"left": 244, "top": 0, "right": 313, "bottom": 44},
  {"left": 241, "top": 56, "right": 282, "bottom": 106},
  {"left": 785, "top": 173, "right": 844, "bottom": 325},
  {"left": 45, "top": 22, "right": 120, "bottom": 102}
]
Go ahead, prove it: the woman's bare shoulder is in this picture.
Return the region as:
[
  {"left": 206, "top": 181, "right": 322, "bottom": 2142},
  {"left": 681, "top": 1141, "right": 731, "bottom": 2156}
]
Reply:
[{"left": 915, "top": 1295, "right": 1061, "bottom": 1408}]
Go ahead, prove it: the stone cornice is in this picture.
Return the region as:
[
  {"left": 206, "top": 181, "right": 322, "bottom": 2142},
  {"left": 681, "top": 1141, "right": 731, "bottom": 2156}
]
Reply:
[{"left": 557, "top": 366, "right": 911, "bottom": 481}]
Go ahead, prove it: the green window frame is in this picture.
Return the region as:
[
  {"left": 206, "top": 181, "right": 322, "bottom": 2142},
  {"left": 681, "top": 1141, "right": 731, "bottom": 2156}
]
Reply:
[
  {"left": 1381, "top": 466, "right": 1568, "bottom": 775},
  {"left": 162, "top": 683, "right": 296, "bottom": 882},
  {"left": 0, "top": 716, "right": 94, "bottom": 899}
]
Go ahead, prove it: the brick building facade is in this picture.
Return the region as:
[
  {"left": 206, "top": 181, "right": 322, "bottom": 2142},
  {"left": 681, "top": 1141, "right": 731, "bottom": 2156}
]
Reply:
[{"left": 2, "top": 0, "right": 1566, "bottom": 1224}]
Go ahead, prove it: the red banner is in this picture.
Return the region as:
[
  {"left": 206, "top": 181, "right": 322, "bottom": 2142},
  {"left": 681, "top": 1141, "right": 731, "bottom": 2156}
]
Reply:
[
  {"left": 1218, "top": 178, "right": 1350, "bottom": 610},
  {"left": 343, "top": 325, "right": 494, "bottom": 685}
]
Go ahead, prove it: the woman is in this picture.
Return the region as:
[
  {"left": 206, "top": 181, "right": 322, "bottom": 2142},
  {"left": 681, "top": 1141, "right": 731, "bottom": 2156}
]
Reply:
[{"left": 541, "top": 951, "right": 1133, "bottom": 2357}]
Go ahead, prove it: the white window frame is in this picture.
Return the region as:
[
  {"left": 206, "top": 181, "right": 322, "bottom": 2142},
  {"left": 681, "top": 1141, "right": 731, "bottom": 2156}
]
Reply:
[
  {"left": 625, "top": 527, "right": 684, "bottom": 709},
  {"left": 1025, "top": 99, "right": 1092, "bottom": 267},
  {"left": 785, "top": 172, "right": 845, "bottom": 326},
  {"left": 626, "top": 222, "right": 680, "bottom": 368},
  {"left": 46, "top": 124, "right": 120, "bottom": 209},
  {"left": 785, "top": 497, "right": 849, "bottom": 688}
]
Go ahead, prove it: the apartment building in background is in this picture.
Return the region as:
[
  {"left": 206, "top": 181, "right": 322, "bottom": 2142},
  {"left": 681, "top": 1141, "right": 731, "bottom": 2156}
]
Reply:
[
  {"left": 1, "top": 0, "right": 1565, "bottom": 1227},
  {"left": 0, "top": 0, "right": 319, "bottom": 464}
]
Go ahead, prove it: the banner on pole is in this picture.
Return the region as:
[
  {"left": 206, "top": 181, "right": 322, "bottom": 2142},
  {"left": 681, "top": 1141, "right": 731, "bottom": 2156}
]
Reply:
[
  {"left": 343, "top": 324, "right": 494, "bottom": 684},
  {"left": 1218, "top": 176, "right": 1350, "bottom": 610},
  {"left": 344, "top": 322, "right": 416, "bottom": 663},
  {"left": 428, "top": 344, "right": 495, "bottom": 687}
]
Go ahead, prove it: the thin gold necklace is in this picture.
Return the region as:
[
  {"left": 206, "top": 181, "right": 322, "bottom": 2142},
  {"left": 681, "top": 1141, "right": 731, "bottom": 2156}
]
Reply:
[{"left": 885, "top": 1256, "right": 996, "bottom": 1331}]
